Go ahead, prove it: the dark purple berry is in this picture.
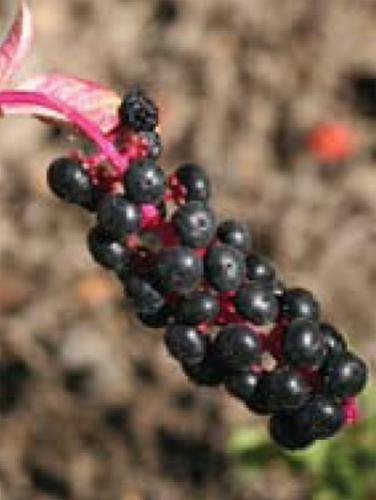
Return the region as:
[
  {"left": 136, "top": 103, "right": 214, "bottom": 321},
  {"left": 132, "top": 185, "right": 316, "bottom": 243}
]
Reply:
[
  {"left": 87, "top": 226, "right": 130, "bottom": 275},
  {"left": 137, "top": 306, "right": 171, "bottom": 329},
  {"left": 176, "top": 290, "right": 219, "bottom": 325},
  {"left": 176, "top": 163, "right": 211, "bottom": 202},
  {"left": 320, "top": 323, "right": 347, "bottom": 356},
  {"left": 47, "top": 157, "right": 96, "bottom": 209},
  {"left": 124, "top": 159, "right": 166, "bottom": 204},
  {"left": 217, "top": 220, "right": 251, "bottom": 254},
  {"left": 214, "top": 324, "right": 261, "bottom": 371},
  {"left": 234, "top": 281, "right": 279, "bottom": 325},
  {"left": 246, "top": 253, "right": 276, "bottom": 283},
  {"left": 282, "top": 287, "right": 320, "bottom": 321},
  {"left": 295, "top": 395, "right": 344, "bottom": 439},
  {"left": 119, "top": 88, "right": 158, "bottom": 132},
  {"left": 246, "top": 378, "right": 274, "bottom": 415},
  {"left": 282, "top": 318, "right": 327, "bottom": 370},
  {"left": 322, "top": 351, "right": 368, "bottom": 398},
  {"left": 172, "top": 201, "right": 216, "bottom": 248},
  {"left": 164, "top": 324, "right": 207, "bottom": 366},
  {"left": 225, "top": 371, "right": 259, "bottom": 402},
  {"left": 182, "top": 348, "right": 224, "bottom": 386},
  {"left": 260, "top": 367, "right": 310, "bottom": 411},
  {"left": 156, "top": 246, "right": 203, "bottom": 294},
  {"left": 269, "top": 412, "right": 315, "bottom": 450},
  {"left": 204, "top": 245, "right": 246, "bottom": 292},
  {"left": 97, "top": 194, "right": 141, "bottom": 240},
  {"left": 125, "top": 273, "right": 165, "bottom": 315}
]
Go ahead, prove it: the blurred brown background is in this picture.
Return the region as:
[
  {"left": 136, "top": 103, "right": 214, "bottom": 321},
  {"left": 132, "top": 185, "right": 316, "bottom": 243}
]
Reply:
[{"left": 0, "top": 0, "right": 375, "bottom": 499}]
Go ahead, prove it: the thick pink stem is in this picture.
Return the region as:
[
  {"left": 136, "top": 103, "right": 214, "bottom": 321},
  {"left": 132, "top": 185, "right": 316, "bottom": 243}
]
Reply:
[{"left": 0, "top": 90, "right": 127, "bottom": 173}]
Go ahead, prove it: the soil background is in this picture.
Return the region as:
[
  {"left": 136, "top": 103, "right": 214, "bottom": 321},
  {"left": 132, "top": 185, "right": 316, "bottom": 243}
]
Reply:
[{"left": 0, "top": 1, "right": 375, "bottom": 499}]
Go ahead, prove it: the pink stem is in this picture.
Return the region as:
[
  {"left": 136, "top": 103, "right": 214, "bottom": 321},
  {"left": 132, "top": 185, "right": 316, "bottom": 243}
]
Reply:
[{"left": 0, "top": 90, "right": 127, "bottom": 174}]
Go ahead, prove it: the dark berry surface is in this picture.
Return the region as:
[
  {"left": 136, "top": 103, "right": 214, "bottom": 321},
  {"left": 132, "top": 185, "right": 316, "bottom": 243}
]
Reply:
[
  {"left": 119, "top": 88, "right": 159, "bottom": 132},
  {"left": 204, "top": 245, "right": 246, "bottom": 292},
  {"left": 322, "top": 351, "right": 368, "bottom": 397},
  {"left": 217, "top": 220, "right": 251, "bottom": 254},
  {"left": 234, "top": 281, "right": 279, "bottom": 325},
  {"left": 124, "top": 159, "right": 166, "bottom": 204},
  {"left": 282, "top": 288, "right": 320, "bottom": 321},
  {"left": 172, "top": 201, "right": 216, "bottom": 248},
  {"left": 214, "top": 324, "right": 261, "bottom": 371},
  {"left": 176, "top": 291, "right": 219, "bottom": 325},
  {"left": 164, "top": 324, "right": 207, "bottom": 366},
  {"left": 97, "top": 194, "right": 141, "bottom": 240},
  {"left": 156, "top": 246, "right": 203, "bottom": 294},
  {"left": 176, "top": 163, "right": 211, "bottom": 202},
  {"left": 47, "top": 157, "right": 96, "bottom": 209},
  {"left": 283, "top": 318, "right": 327, "bottom": 370}
]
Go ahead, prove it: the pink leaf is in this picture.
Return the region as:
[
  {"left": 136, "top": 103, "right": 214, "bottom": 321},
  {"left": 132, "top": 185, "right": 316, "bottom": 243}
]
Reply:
[
  {"left": 0, "top": 0, "right": 33, "bottom": 85},
  {"left": 16, "top": 73, "right": 121, "bottom": 132}
]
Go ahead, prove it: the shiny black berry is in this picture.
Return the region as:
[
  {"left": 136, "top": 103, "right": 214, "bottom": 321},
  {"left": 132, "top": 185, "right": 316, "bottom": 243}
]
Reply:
[
  {"left": 295, "top": 395, "right": 344, "bottom": 439},
  {"left": 246, "top": 377, "right": 274, "bottom": 415},
  {"left": 176, "top": 163, "right": 211, "bottom": 202},
  {"left": 156, "top": 246, "right": 203, "bottom": 294},
  {"left": 172, "top": 201, "right": 216, "bottom": 248},
  {"left": 204, "top": 245, "right": 246, "bottom": 292},
  {"left": 282, "top": 288, "right": 320, "bottom": 321},
  {"left": 119, "top": 88, "right": 158, "bottom": 132},
  {"left": 225, "top": 371, "right": 259, "bottom": 402},
  {"left": 260, "top": 367, "right": 310, "bottom": 411},
  {"left": 182, "top": 348, "right": 224, "bottom": 386},
  {"left": 214, "top": 324, "right": 261, "bottom": 371},
  {"left": 234, "top": 281, "right": 279, "bottom": 325},
  {"left": 47, "top": 157, "right": 96, "bottom": 209},
  {"left": 269, "top": 412, "right": 315, "bottom": 450},
  {"left": 87, "top": 226, "right": 130, "bottom": 275},
  {"left": 322, "top": 351, "right": 368, "bottom": 398},
  {"left": 137, "top": 305, "right": 171, "bottom": 329},
  {"left": 97, "top": 194, "right": 141, "bottom": 240},
  {"left": 282, "top": 318, "right": 327, "bottom": 370},
  {"left": 176, "top": 291, "right": 219, "bottom": 325},
  {"left": 320, "top": 323, "right": 347, "bottom": 356},
  {"left": 125, "top": 273, "right": 165, "bottom": 315},
  {"left": 124, "top": 159, "right": 166, "bottom": 204},
  {"left": 217, "top": 220, "right": 251, "bottom": 255},
  {"left": 246, "top": 253, "right": 276, "bottom": 283},
  {"left": 164, "top": 324, "right": 207, "bottom": 366}
]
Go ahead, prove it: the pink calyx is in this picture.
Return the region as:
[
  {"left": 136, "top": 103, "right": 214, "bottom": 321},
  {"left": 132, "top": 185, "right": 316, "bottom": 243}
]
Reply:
[
  {"left": 343, "top": 397, "right": 360, "bottom": 425},
  {"left": 141, "top": 204, "right": 163, "bottom": 230}
]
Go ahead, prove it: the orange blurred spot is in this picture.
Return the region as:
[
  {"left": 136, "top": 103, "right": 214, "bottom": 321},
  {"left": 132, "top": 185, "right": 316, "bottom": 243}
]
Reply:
[
  {"left": 76, "top": 272, "right": 118, "bottom": 307},
  {"left": 306, "top": 122, "right": 356, "bottom": 163}
]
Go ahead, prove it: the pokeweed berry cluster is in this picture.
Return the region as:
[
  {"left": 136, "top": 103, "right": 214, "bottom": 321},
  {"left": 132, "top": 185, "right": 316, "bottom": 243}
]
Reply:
[{"left": 46, "top": 88, "right": 368, "bottom": 451}]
